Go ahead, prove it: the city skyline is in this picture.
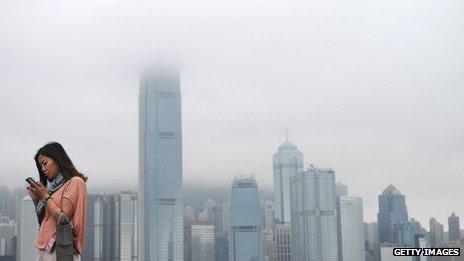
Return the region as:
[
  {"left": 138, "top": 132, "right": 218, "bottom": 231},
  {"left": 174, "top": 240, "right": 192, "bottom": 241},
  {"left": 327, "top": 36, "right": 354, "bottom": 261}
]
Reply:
[{"left": 1, "top": 0, "right": 464, "bottom": 231}]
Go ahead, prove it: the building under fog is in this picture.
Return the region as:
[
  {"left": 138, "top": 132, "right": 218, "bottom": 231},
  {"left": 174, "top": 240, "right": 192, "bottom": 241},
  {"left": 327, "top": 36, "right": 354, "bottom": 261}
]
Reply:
[{"left": 138, "top": 69, "right": 183, "bottom": 261}]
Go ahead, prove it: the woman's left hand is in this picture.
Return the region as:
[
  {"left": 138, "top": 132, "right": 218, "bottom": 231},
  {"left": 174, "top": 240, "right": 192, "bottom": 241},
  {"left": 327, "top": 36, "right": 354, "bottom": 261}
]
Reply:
[{"left": 28, "top": 181, "right": 49, "bottom": 199}]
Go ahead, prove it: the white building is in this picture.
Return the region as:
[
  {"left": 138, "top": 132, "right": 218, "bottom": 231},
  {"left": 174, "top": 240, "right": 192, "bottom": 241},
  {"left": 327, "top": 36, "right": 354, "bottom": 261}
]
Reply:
[
  {"left": 116, "top": 192, "right": 138, "bottom": 261},
  {"left": 19, "top": 195, "right": 36, "bottom": 261},
  {"left": 338, "top": 196, "right": 365, "bottom": 261},
  {"left": 138, "top": 69, "right": 183, "bottom": 261},
  {"left": 290, "top": 166, "right": 339, "bottom": 261}
]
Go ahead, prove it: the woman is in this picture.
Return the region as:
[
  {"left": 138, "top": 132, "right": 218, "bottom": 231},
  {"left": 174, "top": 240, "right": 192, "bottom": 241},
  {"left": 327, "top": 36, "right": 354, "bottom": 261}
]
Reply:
[{"left": 27, "top": 142, "right": 88, "bottom": 261}]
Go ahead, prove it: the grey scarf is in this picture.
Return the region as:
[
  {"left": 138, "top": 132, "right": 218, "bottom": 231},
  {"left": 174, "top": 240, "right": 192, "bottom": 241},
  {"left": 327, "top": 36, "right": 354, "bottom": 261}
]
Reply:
[{"left": 36, "top": 173, "right": 66, "bottom": 225}]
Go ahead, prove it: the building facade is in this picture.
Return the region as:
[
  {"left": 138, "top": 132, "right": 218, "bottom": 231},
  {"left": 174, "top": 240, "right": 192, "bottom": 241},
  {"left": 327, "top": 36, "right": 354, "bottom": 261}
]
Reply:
[
  {"left": 228, "top": 176, "right": 262, "bottom": 261},
  {"left": 18, "top": 196, "right": 36, "bottom": 261},
  {"left": 184, "top": 222, "right": 215, "bottom": 261},
  {"left": 448, "top": 213, "right": 461, "bottom": 242},
  {"left": 0, "top": 187, "right": 13, "bottom": 219},
  {"left": 274, "top": 223, "right": 291, "bottom": 261},
  {"left": 139, "top": 69, "right": 183, "bottom": 261},
  {"left": 0, "top": 216, "right": 16, "bottom": 257},
  {"left": 82, "top": 192, "right": 138, "bottom": 261},
  {"left": 429, "top": 217, "right": 444, "bottom": 247},
  {"left": 273, "top": 139, "right": 303, "bottom": 225},
  {"left": 377, "top": 185, "right": 409, "bottom": 245},
  {"left": 290, "top": 166, "right": 339, "bottom": 261},
  {"left": 338, "top": 196, "right": 365, "bottom": 261},
  {"left": 115, "top": 192, "right": 138, "bottom": 261}
]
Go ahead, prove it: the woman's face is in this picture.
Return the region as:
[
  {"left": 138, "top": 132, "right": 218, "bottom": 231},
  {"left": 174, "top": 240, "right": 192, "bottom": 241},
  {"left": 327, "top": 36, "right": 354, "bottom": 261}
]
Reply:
[{"left": 37, "top": 155, "right": 60, "bottom": 181}]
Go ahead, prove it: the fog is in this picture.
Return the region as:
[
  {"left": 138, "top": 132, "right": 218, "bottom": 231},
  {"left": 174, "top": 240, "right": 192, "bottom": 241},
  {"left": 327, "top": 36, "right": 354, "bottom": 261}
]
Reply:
[{"left": 1, "top": 0, "right": 463, "bottom": 226}]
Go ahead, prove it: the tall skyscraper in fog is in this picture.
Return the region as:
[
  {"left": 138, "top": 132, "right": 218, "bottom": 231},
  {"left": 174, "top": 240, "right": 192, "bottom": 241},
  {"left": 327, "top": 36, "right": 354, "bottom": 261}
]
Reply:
[
  {"left": 290, "top": 166, "right": 339, "bottom": 261},
  {"left": 139, "top": 69, "right": 183, "bottom": 261},
  {"left": 273, "top": 138, "right": 303, "bottom": 224},
  {"left": 338, "top": 196, "right": 365, "bottom": 261},
  {"left": 448, "top": 213, "right": 461, "bottom": 242},
  {"left": 377, "top": 185, "right": 409, "bottom": 245},
  {"left": 229, "top": 176, "right": 262, "bottom": 261}
]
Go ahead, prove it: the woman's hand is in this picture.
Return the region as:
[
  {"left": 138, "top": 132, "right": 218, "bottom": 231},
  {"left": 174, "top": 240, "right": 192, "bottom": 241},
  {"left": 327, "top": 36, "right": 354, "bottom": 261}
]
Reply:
[
  {"left": 26, "top": 185, "right": 40, "bottom": 206},
  {"left": 27, "top": 181, "right": 49, "bottom": 200}
]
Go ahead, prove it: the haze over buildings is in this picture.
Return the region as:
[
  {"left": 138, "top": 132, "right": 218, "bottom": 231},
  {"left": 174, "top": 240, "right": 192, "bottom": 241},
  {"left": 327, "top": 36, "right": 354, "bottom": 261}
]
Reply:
[{"left": 1, "top": 0, "right": 464, "bottom": 227}]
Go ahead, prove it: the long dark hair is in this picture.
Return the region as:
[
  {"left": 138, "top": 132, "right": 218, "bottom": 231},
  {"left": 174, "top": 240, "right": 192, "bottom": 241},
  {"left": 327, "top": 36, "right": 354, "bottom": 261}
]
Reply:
[{"left": 34, "top": 141, "right": 88, "bottom": 186}]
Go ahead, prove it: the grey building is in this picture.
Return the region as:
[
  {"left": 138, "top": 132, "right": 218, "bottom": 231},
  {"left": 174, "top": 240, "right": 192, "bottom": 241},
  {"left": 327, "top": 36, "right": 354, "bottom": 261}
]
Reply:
[
  {"left": 82, "top": 192, "right": 138, "bottom": 261},
  {"left": 229, "top": 176, "right": 262, "bottom": 261},
  {"left": 0, "top": 187, "right": 13, "bottom": 219},
  {"left": 290, "top": 166, "right": 339, "bottom": 261},
  {"left": 377, "top": 185, "right": 409, "bottom": 245},
  {"left": 448, "top": 213, "right": 461, "bottom": 242},
  {"left": 184, "top": 221, "right": 215, "bottom": 261},
  {"left": 0, "top": 216, "right": 16, "bottom": 257},
  {"left": 429, "top": 217, "right": 444, "bottom": 247},
  {"left": 138, "top": 69, "right": 184, "bottom": 261},
  {"left": 82, "top": 194, "right": 114, "bottom": 261}
]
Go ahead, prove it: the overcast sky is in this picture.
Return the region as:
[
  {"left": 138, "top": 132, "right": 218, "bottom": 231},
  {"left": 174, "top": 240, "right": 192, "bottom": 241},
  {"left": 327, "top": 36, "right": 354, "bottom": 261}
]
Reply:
[{"left": 1, "top": 0, "right": 463, "bottom": 227}]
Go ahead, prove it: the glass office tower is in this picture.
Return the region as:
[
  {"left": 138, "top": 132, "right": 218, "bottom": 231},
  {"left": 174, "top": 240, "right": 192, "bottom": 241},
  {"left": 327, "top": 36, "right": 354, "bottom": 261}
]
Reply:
[
  {"left": 273, "top": 139, "right": 303, "bottom": 224},
  {"left": 290, "top": 166, "right": 339, "bottom": 261},
  {"left": 139, "top": 69, "right": 183, "bottom": 261},
  {"left": 229, "top": 176, "right": 262, "bottom": 261},
  {"left": 377, "top": 185, "right": 409, "bottom": 245}
]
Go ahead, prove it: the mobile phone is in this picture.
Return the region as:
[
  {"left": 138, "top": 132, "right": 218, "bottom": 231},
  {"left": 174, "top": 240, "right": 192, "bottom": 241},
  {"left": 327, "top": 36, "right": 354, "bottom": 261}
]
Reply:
[{"left": 25, "top": 177, "right": 38, "bottom": 186}]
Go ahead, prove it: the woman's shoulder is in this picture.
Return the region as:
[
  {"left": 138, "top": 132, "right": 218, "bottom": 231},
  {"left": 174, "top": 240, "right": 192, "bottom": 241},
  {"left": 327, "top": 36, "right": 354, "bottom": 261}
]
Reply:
[{"left": 67, "top": 176, "right": 87, "bottom": 187}]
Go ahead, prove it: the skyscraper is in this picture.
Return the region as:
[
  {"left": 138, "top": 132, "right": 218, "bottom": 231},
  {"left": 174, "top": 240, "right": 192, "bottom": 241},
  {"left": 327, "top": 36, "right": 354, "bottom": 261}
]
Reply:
[
  {"left": 82, "top": 193, "right": 114, "bottom": 261},
  {"left": 429, "top": 217, "right": 444, "bottom": 247},
  {"left": 139, "top": 69, "right": 183, "bottom": 261},
  {"left": 18, "top": 196, "right": 36, "bottom": 261},
  {"left": 273, "top": 139, "right": 303, "bottom": 225},
  {"left": 448, "top": 213, "right": 461, "bottom": 243},
  {"left": 229, "top": 176, "right": 262, "bottom": 261},
  {"left": 338, "top": 196, "right": 365, "bottom": 261},
  {"left": 290, "top": 166, "right": 339, "bottom": 261},
  {"left": 377, "top": 185, "right": 409, "bottom": 245},
  {"left": 116, "top": 192, "right": 138, "bottom": 261}
]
